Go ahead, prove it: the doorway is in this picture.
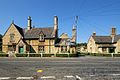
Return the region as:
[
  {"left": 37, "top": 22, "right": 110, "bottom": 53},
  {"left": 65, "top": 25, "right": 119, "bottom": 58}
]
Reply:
[{"left": 19, "top": 47, "right": 24, "bottom": 53}]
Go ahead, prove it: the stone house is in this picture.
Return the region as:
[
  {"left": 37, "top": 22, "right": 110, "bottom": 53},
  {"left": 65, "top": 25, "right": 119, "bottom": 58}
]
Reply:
[
  {"left": 0, "top": 34, "right": 2, "bottom": 51},
  {"left": 76, "top": 43, "right": 87, "bottom": 53},
  {"left": 87, "top": 28, "right": 120, "bottom": 53},
  {"left": 2, "top": 16, "right": 76, "bottom": 54}
]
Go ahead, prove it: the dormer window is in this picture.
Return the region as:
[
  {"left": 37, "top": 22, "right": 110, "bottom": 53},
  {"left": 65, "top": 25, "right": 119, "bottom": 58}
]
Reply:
[
  {"left": 39, "top": 31, "right": 45, "bottom": 41},
  {"left": 39, "top": 34, "right": 44, "bottom": 41},
  {"left": 10, "top": 33, "right": 15, "bottom": 42}
]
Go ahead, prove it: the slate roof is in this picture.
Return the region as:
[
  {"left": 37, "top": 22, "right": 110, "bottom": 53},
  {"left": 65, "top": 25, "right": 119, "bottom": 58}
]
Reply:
[
  {"left": 92, "top": 35, "right": 120, "bottom": 43},
  {"left": 12, "top": 23, "right": 55, "bottom": 39},
  {"left": 24, "top": 27, "right": 54, "bottom": 39},
  {"left": 92, "top": 36, "right": 112, "bottom": 43},
  {"left": 55, "top": 38, "right": 75, "bottom": 46},
  {"left": 114, "top": 34, "right": 120, "bottom": 42},
  {"left": 14, "top": 24, "right": 24, "bottom": 36}
]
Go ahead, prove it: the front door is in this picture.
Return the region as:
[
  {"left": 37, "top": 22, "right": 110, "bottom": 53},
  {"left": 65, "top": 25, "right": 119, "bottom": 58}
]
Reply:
[
  {"left": 19, "top": 47, "right": 24, "bottom": 53},
  {"left": 109, "top": 48, "right": 115, "bottom": 53}
]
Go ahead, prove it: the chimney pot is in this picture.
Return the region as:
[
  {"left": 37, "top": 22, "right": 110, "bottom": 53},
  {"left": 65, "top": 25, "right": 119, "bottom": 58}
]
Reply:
[{"left": 93, "top": 32, "right": 96, "bottom": 36}]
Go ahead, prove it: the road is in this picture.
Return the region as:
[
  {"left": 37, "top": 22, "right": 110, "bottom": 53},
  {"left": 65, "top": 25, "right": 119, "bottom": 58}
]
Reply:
[{"left": 0, "top": 57, "right": 120, "bottom": 80}]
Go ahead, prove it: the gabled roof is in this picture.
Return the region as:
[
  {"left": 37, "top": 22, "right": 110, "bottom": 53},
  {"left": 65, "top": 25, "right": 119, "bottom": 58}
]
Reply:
[
  {"left": 14, "top": 24, "right": 24, "bottom": 36},
  {"left": 92, "top": 36, "right": 112, "bottom": 43},
  {"left": 24, "top": 27, "right": 54, "bottom": 39},
  {"left": 3, "top": 23, "right": 24, "bottom": 37},
  {"left": 114, "top": 34, "right": 120, "bottom": 42},
  {"left": 55, "top": 38, "right": 70, "bottom": 46},
  {"left": 60, "top": 33, "right": 69, "bottom": 39}
]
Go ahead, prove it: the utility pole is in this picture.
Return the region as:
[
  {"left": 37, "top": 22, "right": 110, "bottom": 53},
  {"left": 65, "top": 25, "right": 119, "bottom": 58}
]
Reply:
[{"left": 75, "top": 16, "right": 78, "bottom": 43}]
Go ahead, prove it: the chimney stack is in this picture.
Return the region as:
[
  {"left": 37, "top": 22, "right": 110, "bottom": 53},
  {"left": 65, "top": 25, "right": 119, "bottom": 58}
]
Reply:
[
  {"left": 54, "top": 16, "right": 58, "bottom": 30},
  {"left": 27, "top": 16, "right": 32, "bottom": 30},
  {"left": 54, "top": 16, "right": 58, "bottom": 37},
  {"left": 93, "top": 32, "right": 96, "bottom": 36},
  {"left": 111, "top": 27, "right": 116, "bottom": 37},
  {"left": 111, "top": 27, "right": 116, "bottom": 43}
]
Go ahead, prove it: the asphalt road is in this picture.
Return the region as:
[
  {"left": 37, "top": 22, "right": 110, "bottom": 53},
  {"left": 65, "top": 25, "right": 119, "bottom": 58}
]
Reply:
[{"left": 0, "top": 57, "right": 120, "bottom": 80}]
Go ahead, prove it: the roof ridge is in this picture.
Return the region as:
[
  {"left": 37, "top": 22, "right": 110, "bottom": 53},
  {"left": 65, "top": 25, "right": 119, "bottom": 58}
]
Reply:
[
  {"left": 94, "top": 35, "right": 111, "bottom": 37},
  {"left": 32, "top": 27, "right": 53, "bottom": 29}
]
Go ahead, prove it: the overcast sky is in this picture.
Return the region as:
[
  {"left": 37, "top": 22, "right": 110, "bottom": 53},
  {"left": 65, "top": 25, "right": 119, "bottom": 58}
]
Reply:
[{"left": 0, "top": 0, "right": 120, "bottom": 43}]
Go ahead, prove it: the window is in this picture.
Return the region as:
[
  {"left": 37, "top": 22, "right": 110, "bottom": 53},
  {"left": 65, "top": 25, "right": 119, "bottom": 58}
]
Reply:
[
  {"left": 102, "top": 48, "right": 107, "bottom": 52},
  {"left": 61, "top": 46, "right": 67, "bottom": 53},
  {"left": 8, "top": 45, "right": 16, "bottom": 51},
  {"left": 39, "top": 35, "right": 44, "bottom": 41},
  {"left": 109, "top": 48, "right": 115, "bottom": 53},
  {"left": 10, "top": 33, "right": 15, "bottom": 42},
  {"left": 38, "top": 46, "right": 44, "bottom": 53}
]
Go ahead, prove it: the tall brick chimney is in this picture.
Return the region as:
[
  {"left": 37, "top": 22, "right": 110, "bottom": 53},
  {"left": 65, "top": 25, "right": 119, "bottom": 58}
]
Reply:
[
  {"left": 111, "top": 27, "right": 116, "bottom": 37},
  {"left": 111, "top": 27, "right": 116, "bottom": 43},
  {"left": 54, "top": 16, "right": 58, "bottom": 37},
  {"left": 27, "top": 16, "right": 32, "bottom": 30}
]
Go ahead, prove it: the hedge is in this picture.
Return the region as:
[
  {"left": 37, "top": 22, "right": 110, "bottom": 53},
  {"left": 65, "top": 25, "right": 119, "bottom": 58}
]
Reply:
[
  {"left": 113, "top": 54, "right": 120, "bottom": 57},
  {"left": 42, "top": 54, "right": 54, "bottom": 57},
  {"left": 69, "top": 54, "right": 78, "bottom": 57},
  {"left": 29, "top": 54, "right": 41, "bottom": 57},
  {"left": 56, "top": 54, "right": 68, "bottom": 57},
  {"left": 77, "top": 52, "right": 85, "bottom": 56},
  {"left": 79, "top": 52, "right": 118, "bottom": 57},
  {"left": 0, "top": 54, "right": 8, "bottom": 57},
  {"left": 16, "top": 54, "right": 28, "bottom": 57}
]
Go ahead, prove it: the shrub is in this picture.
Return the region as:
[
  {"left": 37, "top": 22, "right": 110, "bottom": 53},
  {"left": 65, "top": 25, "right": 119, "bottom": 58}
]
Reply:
[
  {"left": 42, "top": 54, "right": 54, "bottom": 57},
  {"left": 16, "top": 54, "right": 28, "bottom": 57},
  {"left": 0, "top": 54, "right": 8, "bottom": 57},
  {"left": 29, "top": 54, "right": 41, "bottom": 57}
]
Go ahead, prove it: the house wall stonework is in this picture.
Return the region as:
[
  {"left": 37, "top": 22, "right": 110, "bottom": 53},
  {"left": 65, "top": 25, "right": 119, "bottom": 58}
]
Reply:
[
  {"left": 2, "top": 16, "right": 76, "bottom": 55},
  {"left": 2, "top": 24, "right": 22, "bottom": 53},
  {"left": 116, "top": 40, "right": 120, "bottom": 53},
  {"left": 87, "top": 36, "right": 98, "bottom": 53}
]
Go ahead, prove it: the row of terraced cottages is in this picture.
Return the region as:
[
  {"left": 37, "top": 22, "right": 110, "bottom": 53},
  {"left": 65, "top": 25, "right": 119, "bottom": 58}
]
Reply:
[{"left": 2, "top": 16, "right": 76, "bottom": 55}]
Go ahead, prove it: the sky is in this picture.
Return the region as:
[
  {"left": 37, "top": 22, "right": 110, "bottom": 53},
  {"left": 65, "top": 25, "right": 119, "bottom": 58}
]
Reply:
[{"left": 0, "top": 0, "right": 120, "bottom": 43}]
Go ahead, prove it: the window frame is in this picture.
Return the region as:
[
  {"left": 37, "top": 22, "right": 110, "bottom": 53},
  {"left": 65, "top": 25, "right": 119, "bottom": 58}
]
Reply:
[
  {"left": 10, "top": 33, "right": 15, "bottom": 42},
  {"left": 39, "top": 34, "right": 44, "bottom": 41},
  {"left": 61, "top": 46, "right": 67, "bottom": 53},
  {"left": 38, "top": 46, "right": 44, "bottom": 53}
]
